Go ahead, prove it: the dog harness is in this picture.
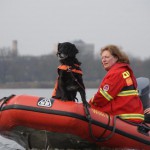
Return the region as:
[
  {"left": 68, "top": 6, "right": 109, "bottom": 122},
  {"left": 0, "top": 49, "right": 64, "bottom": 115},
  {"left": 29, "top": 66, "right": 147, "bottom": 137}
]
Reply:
[
  {"left": 52, "top": 64, "right": 83, "bottom": 98},
  {"left": 57, "top": 64, "right": 83, "bottom": 74}
]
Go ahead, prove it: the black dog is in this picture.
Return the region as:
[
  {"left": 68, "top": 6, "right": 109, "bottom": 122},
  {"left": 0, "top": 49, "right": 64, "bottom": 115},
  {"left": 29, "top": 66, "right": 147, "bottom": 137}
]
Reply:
[{"left": 52, "top": 42, "right": 86, "bottom": 102}]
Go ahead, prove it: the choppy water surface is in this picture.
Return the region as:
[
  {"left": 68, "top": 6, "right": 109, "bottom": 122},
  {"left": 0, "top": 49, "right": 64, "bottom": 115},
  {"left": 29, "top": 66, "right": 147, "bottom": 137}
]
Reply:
[{"left": 0, "top": 136, "right": 25, "bottom": 150}]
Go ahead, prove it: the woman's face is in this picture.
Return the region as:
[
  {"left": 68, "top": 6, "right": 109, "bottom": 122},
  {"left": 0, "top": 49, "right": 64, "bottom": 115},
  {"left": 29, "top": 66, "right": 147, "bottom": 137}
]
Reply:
[{"left": 101, "top": 50, "right": 118, "bottom": 71}]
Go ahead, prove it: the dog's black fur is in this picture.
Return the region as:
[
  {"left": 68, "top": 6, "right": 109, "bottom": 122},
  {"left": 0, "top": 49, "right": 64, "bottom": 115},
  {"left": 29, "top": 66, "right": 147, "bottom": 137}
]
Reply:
[{"left": 53, "top": 42, "right": 86, "bottom": 102}]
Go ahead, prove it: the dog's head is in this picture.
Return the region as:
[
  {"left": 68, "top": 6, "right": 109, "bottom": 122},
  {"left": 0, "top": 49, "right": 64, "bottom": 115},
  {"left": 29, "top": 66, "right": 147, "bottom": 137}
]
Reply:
[{"left": 57, "top": 42, "right": 79, "bottom": 60}]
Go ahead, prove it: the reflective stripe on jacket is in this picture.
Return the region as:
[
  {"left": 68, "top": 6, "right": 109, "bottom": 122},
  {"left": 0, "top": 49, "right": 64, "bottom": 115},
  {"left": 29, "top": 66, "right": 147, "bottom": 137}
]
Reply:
[
  {"left": 100, "top": 88, "right": 139, "bottom": 101},
  {"left": 119, "top": 113, "right": 144, "bottom": 121}
]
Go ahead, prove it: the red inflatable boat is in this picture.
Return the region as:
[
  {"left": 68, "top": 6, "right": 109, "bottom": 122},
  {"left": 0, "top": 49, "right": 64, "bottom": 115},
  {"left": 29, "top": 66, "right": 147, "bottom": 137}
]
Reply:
[{"left": 0, "top": 93, "right": 150, "bottom": 149}]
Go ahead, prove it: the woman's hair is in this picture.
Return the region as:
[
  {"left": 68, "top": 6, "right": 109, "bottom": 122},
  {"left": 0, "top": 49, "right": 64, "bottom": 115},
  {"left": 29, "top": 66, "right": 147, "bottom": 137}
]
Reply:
[{"left": 100, "top": 45, "right": 130, "bottom": 64}]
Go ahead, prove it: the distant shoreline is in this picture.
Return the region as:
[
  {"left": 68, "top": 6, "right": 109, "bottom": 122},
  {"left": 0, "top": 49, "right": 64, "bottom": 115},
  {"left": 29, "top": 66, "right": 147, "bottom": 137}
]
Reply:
[{"left": 0, "top": 81, "right": 100, "bottom": 89}]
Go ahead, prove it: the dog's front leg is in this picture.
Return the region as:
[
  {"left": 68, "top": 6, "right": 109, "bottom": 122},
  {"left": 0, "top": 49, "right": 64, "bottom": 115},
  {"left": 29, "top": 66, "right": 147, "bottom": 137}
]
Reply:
[
  {"left": 59, "top": 71, "right": 69, "bottom": 101},
  {"left": 59, "top": 81, "right": 69, "bottom": 100}
]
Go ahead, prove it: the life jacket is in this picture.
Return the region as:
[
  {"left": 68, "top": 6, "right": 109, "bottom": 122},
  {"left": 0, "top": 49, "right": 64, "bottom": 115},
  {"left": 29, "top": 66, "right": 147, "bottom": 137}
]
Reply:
[{"left": 52, "top": 64, "right": 83, "bottom": 100}]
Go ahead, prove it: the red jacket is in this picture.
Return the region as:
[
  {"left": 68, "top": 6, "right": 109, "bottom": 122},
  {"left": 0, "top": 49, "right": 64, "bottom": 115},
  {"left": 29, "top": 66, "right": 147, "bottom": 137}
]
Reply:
[{"left": 89, "top": 63, "right": 144, "bottom": 122}]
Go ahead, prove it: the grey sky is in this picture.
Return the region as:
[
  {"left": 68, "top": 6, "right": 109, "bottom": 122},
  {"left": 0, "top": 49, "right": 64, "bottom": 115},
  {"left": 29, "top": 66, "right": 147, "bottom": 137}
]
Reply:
[{"left": 0, "top": 0, "right": 150, "bottom": 59}]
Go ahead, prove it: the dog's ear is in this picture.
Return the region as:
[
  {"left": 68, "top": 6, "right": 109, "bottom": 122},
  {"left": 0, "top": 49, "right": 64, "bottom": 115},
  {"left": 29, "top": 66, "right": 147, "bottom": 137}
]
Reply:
[
  {"left": 64, "top": 42, "right": 79, "bottom": 57},
  {"left": 69, "top": 44, "right": 79, "bottom": 57}
]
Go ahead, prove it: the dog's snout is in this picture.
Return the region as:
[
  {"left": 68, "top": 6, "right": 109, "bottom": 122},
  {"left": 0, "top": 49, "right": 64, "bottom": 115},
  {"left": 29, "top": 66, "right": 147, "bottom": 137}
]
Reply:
[{"left": 57, "top": 52, "right": 68, "bottom": 60}]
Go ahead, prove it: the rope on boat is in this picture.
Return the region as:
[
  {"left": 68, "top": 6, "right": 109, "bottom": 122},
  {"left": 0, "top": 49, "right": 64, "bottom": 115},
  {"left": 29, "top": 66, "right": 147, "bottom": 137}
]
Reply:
[
  {"left": 69, "top": 68, "right": 150, "bottom": 140},
  {"left": 0, "top": 94, "right": 15, "bottom": 110},
  {"left": 87, "top": 112, "right": 117, "bottom": 142},
  {"left": 68, "top": 69, "right": 117, "bottom": 142}
]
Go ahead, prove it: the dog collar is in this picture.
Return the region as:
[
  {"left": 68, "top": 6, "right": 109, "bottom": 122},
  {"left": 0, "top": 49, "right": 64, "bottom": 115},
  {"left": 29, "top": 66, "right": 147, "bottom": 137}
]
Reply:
[{"left": 58, "top": 65, "right": 83, "bottom": 75}]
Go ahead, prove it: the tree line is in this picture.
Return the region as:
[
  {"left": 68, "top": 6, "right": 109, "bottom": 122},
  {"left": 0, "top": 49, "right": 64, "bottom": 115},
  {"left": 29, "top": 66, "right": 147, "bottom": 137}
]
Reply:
[{"left": 0, "top": 47, "right": 150, "bottom": 88}]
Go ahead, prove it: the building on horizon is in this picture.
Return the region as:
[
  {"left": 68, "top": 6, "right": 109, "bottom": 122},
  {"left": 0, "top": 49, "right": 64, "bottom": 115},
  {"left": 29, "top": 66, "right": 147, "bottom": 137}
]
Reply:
[
  {"left": 72, "top": 40, "right": 94, "bottom": 55},
  {"left": 11, "top": 40, "right": 18, "bottom": 56},
  {"left": 0, "top": 40, "right": 18, "bottom": 57}
]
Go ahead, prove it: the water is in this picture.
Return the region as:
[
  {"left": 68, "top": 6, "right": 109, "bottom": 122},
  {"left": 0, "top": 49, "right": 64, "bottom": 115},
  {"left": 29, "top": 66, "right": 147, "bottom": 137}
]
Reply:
[
  {"left": 0, "top": 136, "right": 25, "bottom": 150},
  {"left": 0, "top": 88, "right": 97, "bottom": 100},
  {"left": 0, "top": 88, "right": 97, "bottom": 150}
]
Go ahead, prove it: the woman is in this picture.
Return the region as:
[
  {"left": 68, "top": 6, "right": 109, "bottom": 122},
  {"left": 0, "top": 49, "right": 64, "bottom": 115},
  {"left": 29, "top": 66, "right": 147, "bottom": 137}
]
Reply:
[{"left": 89, "top": 45, "right": 144, "bottom": 123}]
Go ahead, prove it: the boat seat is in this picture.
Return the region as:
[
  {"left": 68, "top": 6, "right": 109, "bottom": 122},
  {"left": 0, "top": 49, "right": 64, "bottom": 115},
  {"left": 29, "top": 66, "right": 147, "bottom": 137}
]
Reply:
[{"left": 137, "top": 77, "right": 150, "bottom": 123}]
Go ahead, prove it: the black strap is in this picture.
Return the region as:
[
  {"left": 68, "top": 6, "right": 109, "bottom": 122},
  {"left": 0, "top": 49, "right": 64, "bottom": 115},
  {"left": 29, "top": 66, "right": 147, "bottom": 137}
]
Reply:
[
  {"left": 67, "top": 67, "right": 85, "bottom": 91},
  {"left": 121, "top": 85, "right": 135, "bottom": 91},
  {"left": 88, "top": 114, "right": 117, "bottom": 142},
  {"left": 67, "top": 68, "right": 117, "bottom": 142}
]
